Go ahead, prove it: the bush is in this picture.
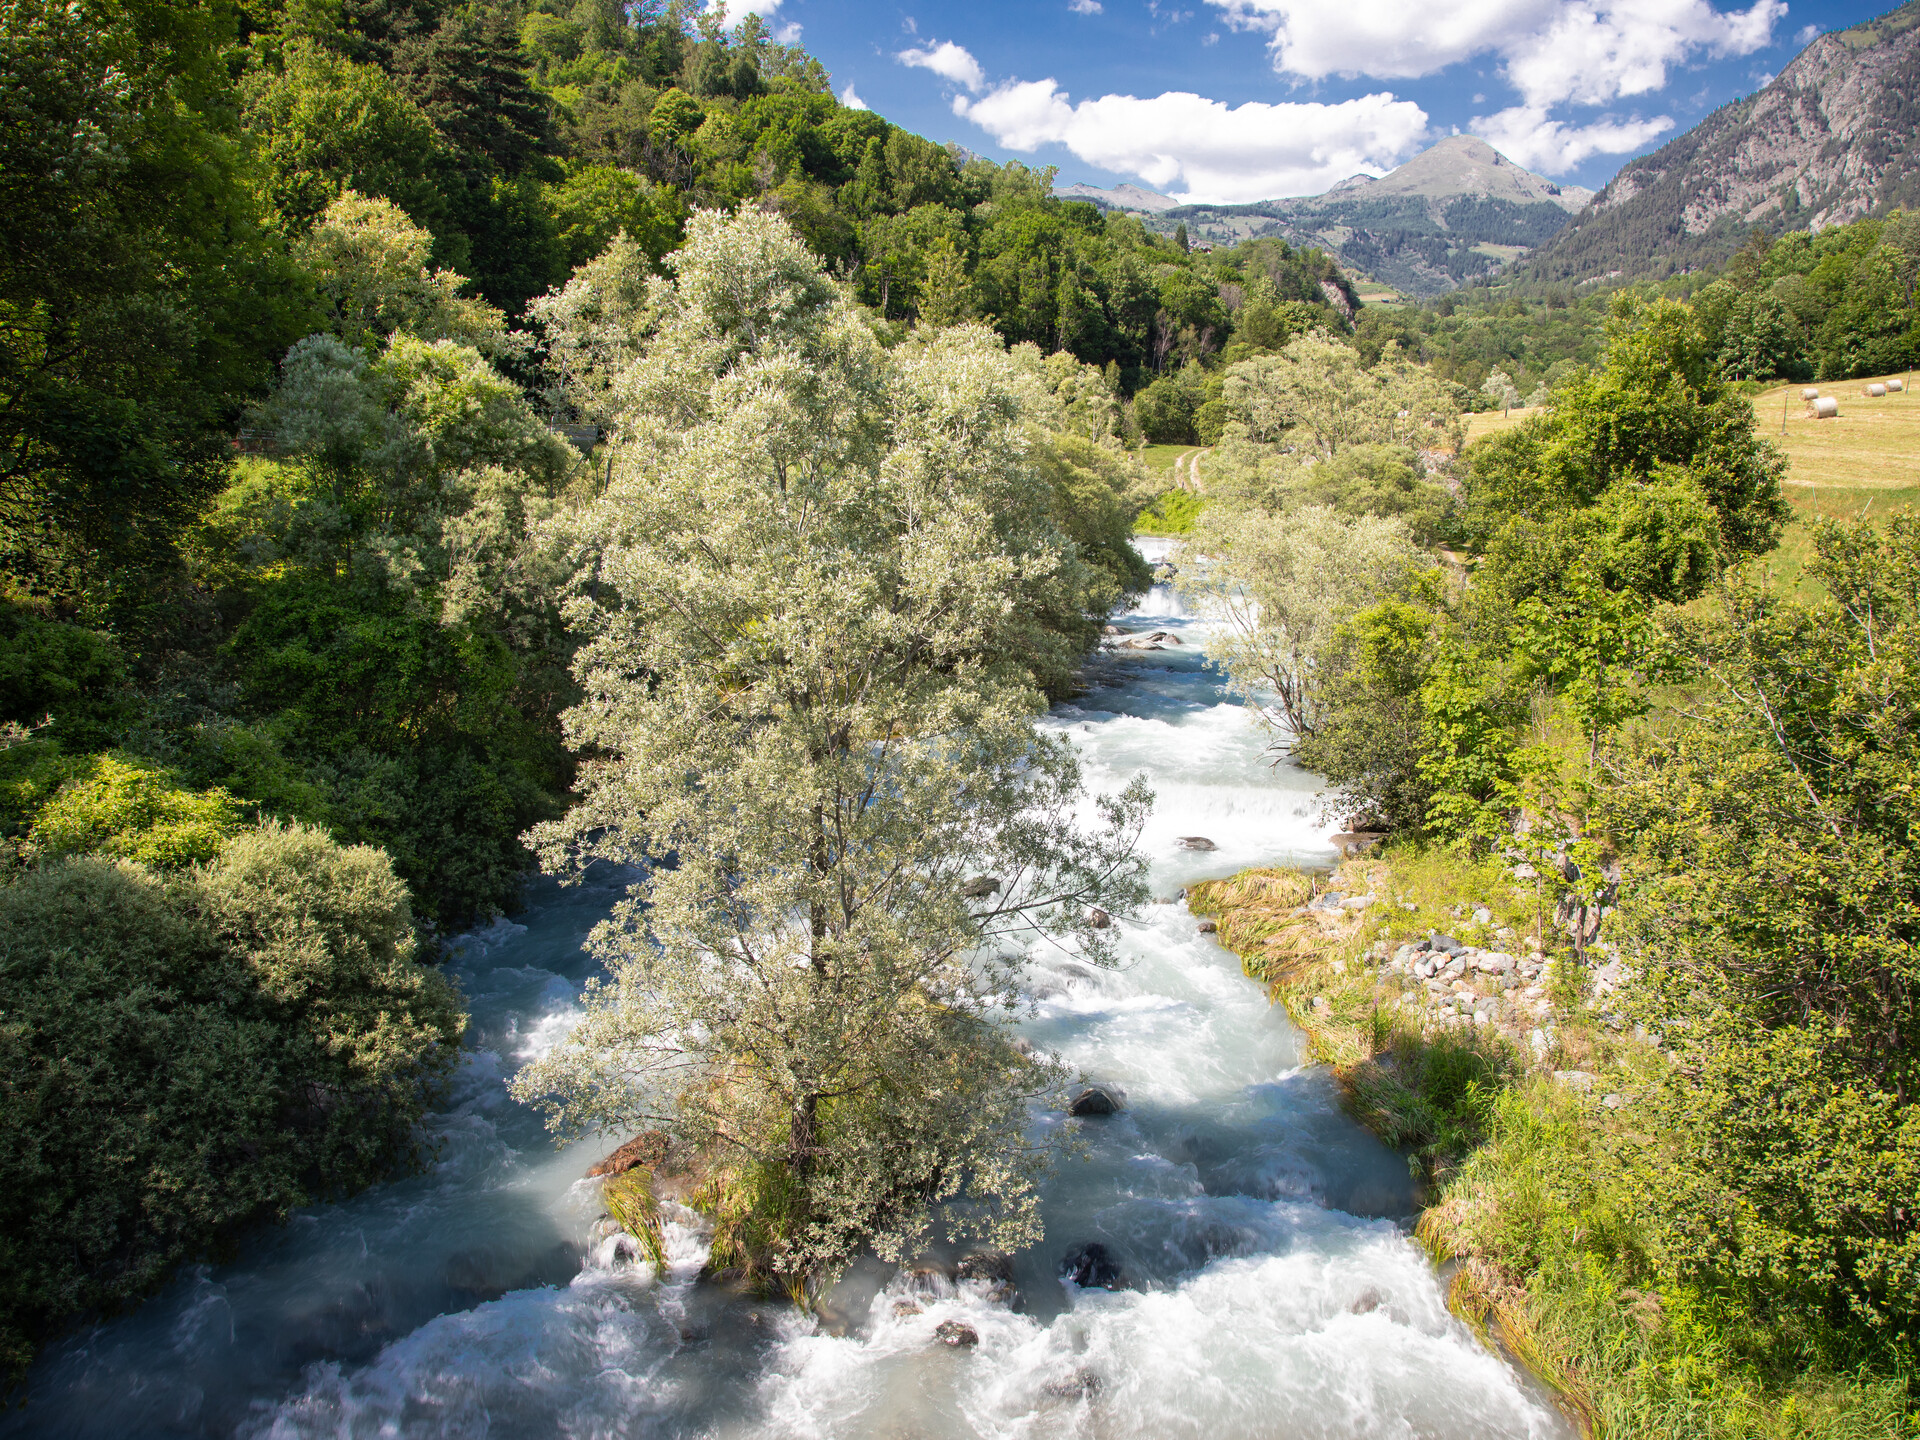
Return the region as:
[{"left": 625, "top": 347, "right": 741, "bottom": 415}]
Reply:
[
  {"left": 0, "top": 603, "right": 129, "bottom": 748},
  {"left": 28, "top": 752, "right": 241, "bottom": 867},
  {"left": 0, "top": 825, "right": 464, "bottom": 1384},
  {"left": 1132, "top": 374, "right": 1197, "bottom": 444},
  {"left": 1134, "top": 488, "right": 1205, "bottom": 536}
]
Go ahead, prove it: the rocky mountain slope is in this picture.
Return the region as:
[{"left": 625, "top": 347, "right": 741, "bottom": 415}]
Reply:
[
  {"left": 1060, "top": 137, "right": 1592, "bottom": 297},
  {"left": 1056, "top": 181, "right": 1181, "bottom": 212},
  {"left": 1522, "top": 0, "right": 1920, "bottom": 283}
]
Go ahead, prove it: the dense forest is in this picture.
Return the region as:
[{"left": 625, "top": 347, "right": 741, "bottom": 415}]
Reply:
[{"left": 5, "top": 0, "right": 1920, "bottom": 1429}]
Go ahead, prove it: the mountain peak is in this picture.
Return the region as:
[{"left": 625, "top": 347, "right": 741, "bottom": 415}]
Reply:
[
  {"left": 1361, "top": 135, "right": 1592, "bottom": 212},
  {"left": 1522, "top": 0, "right": 1920, "bottom": 283},
  {"left": 1055, "top": 181, "right": 1180, "bottom": 213}
]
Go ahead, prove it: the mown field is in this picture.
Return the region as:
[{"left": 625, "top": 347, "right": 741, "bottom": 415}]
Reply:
[{"left": 1460, "top": 378, "right": 1920, "bottom": 592}]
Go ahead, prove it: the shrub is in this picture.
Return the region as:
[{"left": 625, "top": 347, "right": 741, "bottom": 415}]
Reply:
[
  {"left": 0, "top": 603, "right": 129, "bottom": 748},
  {"left": 1132, "top": 374, "right": 1198, "bottom": 444},
  {"left": 29, "top": 752, "right": 242, "bottom": 867},
  {"left": 0, "top": 825, "right": 464, "bottom": 1384},
  {"left": 1134, "top": 488, "right": 1205, "bottom": 535}
]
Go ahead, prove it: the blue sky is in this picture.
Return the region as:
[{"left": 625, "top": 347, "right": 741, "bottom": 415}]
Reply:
[{"left": 723, "top": 0, "right": 1892, "bottom": 201}]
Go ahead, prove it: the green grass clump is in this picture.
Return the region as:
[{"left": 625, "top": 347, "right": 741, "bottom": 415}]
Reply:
[
  {"left": 1134, "top": 487, "right": 1206, "bottom": 536},
  {"left": 1427, "top": 1083, "right": 1920, "bottom": 1440}
]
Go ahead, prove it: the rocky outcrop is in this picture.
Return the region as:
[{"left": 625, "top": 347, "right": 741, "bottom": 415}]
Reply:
[
  {"left": 586, "top": 1130, "right": 672, "bottom": 1178},
  {"left": 1525, "top": 0, "right": 1920, "bottom": 281}
]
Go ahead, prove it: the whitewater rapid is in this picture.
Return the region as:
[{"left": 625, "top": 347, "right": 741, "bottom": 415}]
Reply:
[{"left": 3, "top": 547, "right": 1570, "bottom": 1439}]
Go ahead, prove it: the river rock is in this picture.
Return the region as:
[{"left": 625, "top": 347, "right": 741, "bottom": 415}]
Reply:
[
  {"left": 960, "top": 876, "right": 1001, "bottom": 898},
  {"left": 1088, "top": 907, "right": 1111, "bottom": 929},
  {"left": 1329, "top": 831, "right": 1386, "bottom": 857},
  {"left": 1042, "top": 1368, "right": 1104, "bottom": 1400},
  {"left": 956, "top": 1249, "right": 1017, "bottom": 1304},
  {"left": 1472, "top": 951, "right": 1517, "bottom": 975},
  {"left": 585, "top": 1130, "right": 671, "bottom": 1178},
  {"left": 1177, "top": 835, "right": 1218, "bottom": 851},
  {"left": 934, "top": 1320, "right": 979, "bottom": 1348},
  {"left": 1196, "top": 918, "right": 1217, "bottom": 933},
  {"left": 1067, "top": 1085, "right": 1122, "bottom": 1117},
  {"left": 1059, "top": 1242, "right": 1122, "bottom": 1289}
]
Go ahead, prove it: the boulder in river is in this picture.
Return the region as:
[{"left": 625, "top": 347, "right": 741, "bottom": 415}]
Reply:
[
  {"left": 1329, "top": 831, "right": 1386, "bottom": 857},
  {"left": 1196, "top": 918, "right": 1217, "bottom": 933},
  {"left": 956, "top": 1249, "right": 1017, "bottom": 1304},
  {"left": 960, "top": 876, "right": 1001, "bottom": 898},
  {"left": 1042, "top": 1368, "right": 1104, "bottom": 1400},
  {"left": 1088, "top": 907, "right": 1111, "bottom": 929},
  {"left": 1067, "top": 1085, "right": 1122, "bottom": 1117},
  {"left": 1177, "top": 836, "right": 1218, "bottom": 851},
  {"left": 934, "top": 1320, "right": 979, "bottom": 1348},
  {"left": 1059, "top": 1242, "right": 1122, "bottom": 1289},
  {"left": 586, "top": 1130, "right": 671, "bottom": 1178}
]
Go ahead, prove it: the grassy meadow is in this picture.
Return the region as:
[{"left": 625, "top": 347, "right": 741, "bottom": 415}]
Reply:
[{"left": 1753, "top": 374, "right": 1920, "bottom": 591}]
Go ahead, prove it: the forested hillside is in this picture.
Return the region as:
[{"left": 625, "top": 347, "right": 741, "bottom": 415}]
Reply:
[{"left": 1342, "top": 205, "right": 1918, "bottom": 406}]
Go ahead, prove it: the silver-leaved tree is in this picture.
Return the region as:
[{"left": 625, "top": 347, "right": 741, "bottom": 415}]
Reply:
[{"left": 510, "top": 208, "right": 1150, "bottom": 1282}]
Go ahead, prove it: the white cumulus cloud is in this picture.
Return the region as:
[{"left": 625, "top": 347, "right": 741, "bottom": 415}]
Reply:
[
  {"left": 1209, "top": 0, "right": 1783, "bottom": 108},
  {"left": 953, "top": 82, "right": 1430, "bottom": 203},
  {"left": 1471, "top": 103, "right": 1675, "bottom": 170},
  {"left": 896, "top": 40, "right": 988, "bottom": 92},
  {"left": 1069, "top": 0, "right": 1104, "bottom": 12},
  {"left": 1794, "top": 21, "right": 1821, "bottom": 43},
  {"left": 706, "top": 0, "right": 799, "bottom": 42},
  {"left": 840, "top": 83, "right": 868, "bottom": 110}
]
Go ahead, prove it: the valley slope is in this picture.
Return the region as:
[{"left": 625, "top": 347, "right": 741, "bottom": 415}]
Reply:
[{"left": 1521, "top": 0, "right": 1920, "bottom": 282}]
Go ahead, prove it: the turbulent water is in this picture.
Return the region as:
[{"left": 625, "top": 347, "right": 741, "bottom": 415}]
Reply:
[{"left": 5, "top": 546, "right": 1570, "bottom": 1439}]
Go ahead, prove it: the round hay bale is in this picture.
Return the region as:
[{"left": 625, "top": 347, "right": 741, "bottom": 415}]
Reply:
[
  {"left": 1810, "top": 397, "right": 1839, "bottom": 419},
  {"left": 1801, "top": 387, "right": 1820, "bottom": 401},
  {"left": 1868, "top": 383, "right": 1888, "bottom": 397},
  {"left": 1889, "top": 378, "right": 1906, "bottom": 393}
]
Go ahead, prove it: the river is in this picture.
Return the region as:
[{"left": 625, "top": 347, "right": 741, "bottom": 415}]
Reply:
[{"left": 3, "top": 545, "right": 1569, "bottom": 1439}]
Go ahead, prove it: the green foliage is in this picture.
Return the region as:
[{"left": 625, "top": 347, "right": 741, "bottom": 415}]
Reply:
[
  {"left": 1343, "top": 1023, "right": 1513, "bottom": 1179},
  {"left": 1272, "top": 444, "right": 1455, "bottom": 546},
  {"left": 1597, "top": 520, "right": 1920, "bottom": 1351},
  {"left": 0, "top": 826, "right": 464, "bottom": 1385},
  {"left": 1, "top": 0, "right": 305, "bottom": 609},
  {"left": 28, "top": 752, "right": 241, "bottom": 868},
  {"left": 1135, "top": 488, "right": 1206, "bottom": 536},
  {"left": 0, "top": 603, "right": 129, "bottom": 748},
  {"left": 510, "top": 209, "right": 1150, "bottom": 1282},
  {"left": 1434, "top": 1082, "right": 1920, "bottom": 1438}
]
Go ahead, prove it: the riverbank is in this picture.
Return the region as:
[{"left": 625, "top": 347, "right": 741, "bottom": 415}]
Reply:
[{"left": 1190, "top": 847, "right": 1919, "bottom": 1440}]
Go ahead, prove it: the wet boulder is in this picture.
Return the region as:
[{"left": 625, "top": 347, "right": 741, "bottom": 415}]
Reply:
[
  {"left": 934, "top": 1320, "right": 979, "bottom": 1348},
  {"left": 585, "top": 1130, "right": 672, "bottom": 1179},
  {"left": 1088, "top": 907, "right": 1111, "bottom": 930},
  {"left": 1043, "top": 1368, "right": 1104, "bottom": 1400},
  {"left": 1059, "top": 1242, "right": 1122, "bottom": 1289},
  {"left": 1329, "top": 831, "right": 1386, "bottom": 858},
  {"left": 960, "top": 876, "right": 1002, "bottom": 898},
  {"left": 956, "top": 1248, "right": 1018, "bottom": 1304},
  {"left": 1177, "top": 836, "right": 1218, "bottom": 851},
  {"left": 1067, "top": 1086, "right": 1122, "bottom": 1117}
]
